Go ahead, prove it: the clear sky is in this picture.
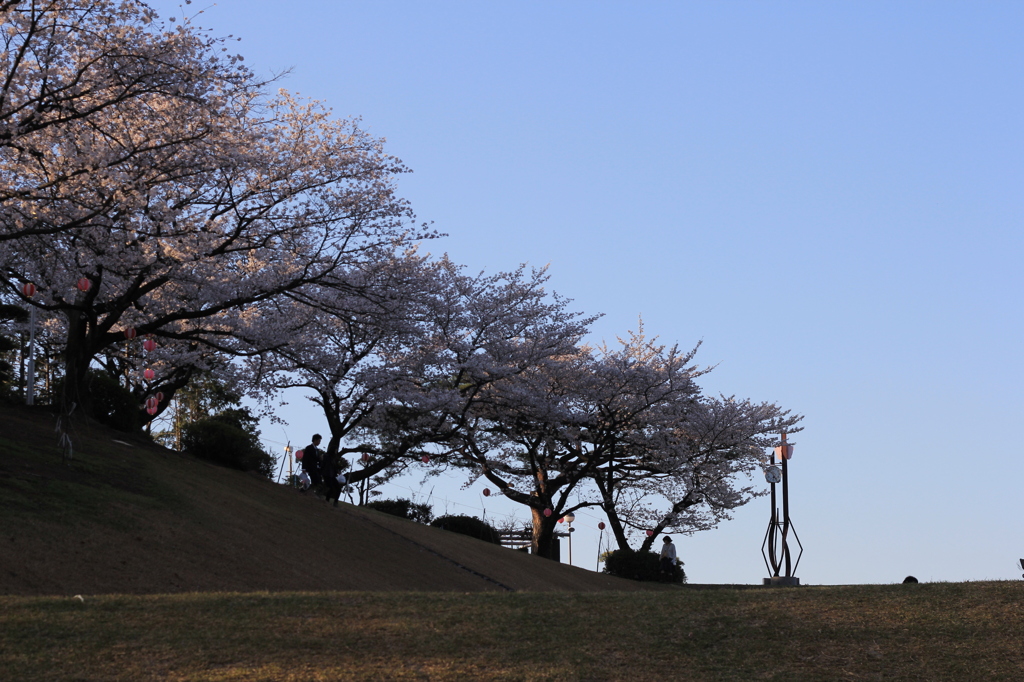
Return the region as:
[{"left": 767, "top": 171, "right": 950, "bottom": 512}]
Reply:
[{"left": 147, "top": 0, "right": 1024, "bottom": 585}]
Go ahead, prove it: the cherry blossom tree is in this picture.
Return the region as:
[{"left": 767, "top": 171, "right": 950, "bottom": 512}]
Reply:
[{"left": 0, "top": 2, "right": 431, "bottom": 418}]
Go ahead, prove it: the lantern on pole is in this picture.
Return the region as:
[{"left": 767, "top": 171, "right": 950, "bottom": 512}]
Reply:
[
  {"left": 762, "top": 431, "right": 803, "bottom": 586},
  {"left": 564, "top": 511, "right": 576, "bottom": 565}
]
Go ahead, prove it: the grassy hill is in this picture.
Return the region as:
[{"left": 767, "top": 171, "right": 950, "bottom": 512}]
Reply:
[
  {"left": 0, "top": 403, "right": 661, "bottom": 595},
  {"left": 3, "top": 404, "right": 1024, "bottom": 680}
]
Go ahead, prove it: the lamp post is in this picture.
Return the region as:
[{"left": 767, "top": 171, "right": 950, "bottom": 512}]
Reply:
[{"left": 564, "top": 512, "right": 576, "bottom": 566}]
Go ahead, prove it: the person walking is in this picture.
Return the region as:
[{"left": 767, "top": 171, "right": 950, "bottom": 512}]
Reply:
[{"left": 301, "top": 434, "right": 324, "bottom": 493}]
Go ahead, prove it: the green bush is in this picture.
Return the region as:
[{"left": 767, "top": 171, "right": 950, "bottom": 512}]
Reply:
[
  {"left": 365, "top": 498, "right": 433, "bottom": 524},
  {"left": 602, "top": 549, "right": 686, "bottom": 583},
  {"left": 83, "top": 370, "right": 141, "bottom": 433},
  {"left": 430, "top": 514, "right": 501, "bottom": 544},
  {"left": 181, "top": 410, "right": 274, "bottom": 478}
]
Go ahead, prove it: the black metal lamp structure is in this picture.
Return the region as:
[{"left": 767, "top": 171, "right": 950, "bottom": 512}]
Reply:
[{"left": 762, "top": 431, "right": 803, "bottom": 586}]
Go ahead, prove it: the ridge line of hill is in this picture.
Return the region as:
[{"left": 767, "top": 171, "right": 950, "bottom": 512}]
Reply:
[{"left": 336, "top": 504, "right": 516, "bottom": 592}]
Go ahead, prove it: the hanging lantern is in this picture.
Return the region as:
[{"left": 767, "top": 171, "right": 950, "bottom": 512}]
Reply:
[
  {"left": 558, "top": 517, "right": 564, "bottom": 524},
  {"left": 146, "top": 406, "right": 158, "bottom": 415},
  {"left": 124, "top": 327, "right": 137, "bottom": 340},
  {"left": 543, "top": 508, "right": 552, "bottom": 517},
  {"left": 598, "top": 522, "right": 606, "bottom": 530},
  {"left": 143, "top": 338, "right": 157, "bottom": 352},
  {"left": 421, "top": 454, "right": 430, "bottom": 464},
  {"left": 143, "top": 368, "right": 155, "bottom": 381},
  {"left": 295, "top": 449, "right": 304, "bottom": 461},
  {"left": 482, "top": 488, "right": 491, "bottom": 497},
  {"left": 361, "top": 453, "right": 370, "bottom": 463},
  {"left": 155, "top": 392, "right": 164, "bottom": 403},
  {"left": 21, "top": 282, "right": 36, "bottom": 298},
  {"left": 145, "top": 396, "right": 158, "bottom": 410},
  {"left": 76, "top": 277, "right": 91, "bottom": 292},
  {"left": 646, "top": 530, "right": 654, "bottom": 537}
]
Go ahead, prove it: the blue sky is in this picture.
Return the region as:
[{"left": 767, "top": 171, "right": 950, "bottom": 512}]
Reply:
[{"left": 149, "top": 1, "right": 1024, "bottom": 584}]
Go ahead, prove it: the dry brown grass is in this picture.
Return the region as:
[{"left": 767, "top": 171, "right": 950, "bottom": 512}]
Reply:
[{"left": 2, "top": 583, "right": 1024, "bottom": 680}]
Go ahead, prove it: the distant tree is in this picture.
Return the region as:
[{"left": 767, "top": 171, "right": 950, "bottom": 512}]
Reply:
[
  {"left": 364, "top": 498, "right": 433, "bottom": 524},
  {"left": 181, "top": 406, "right": 274, "bottom": 477},
  {"left": 0, "top": 303, "right": 27, "bottom": 395}
]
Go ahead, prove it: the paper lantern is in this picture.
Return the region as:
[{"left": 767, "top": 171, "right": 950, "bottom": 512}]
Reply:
[
  {"left": 77, "top": 277, "right": 91, "bottom": 292},
  {"left": 646, "top": 530, "right": 654, "bottom": 537},
  {"left": 143, "top": 338, "right": 157, "bottom": 352},
  {"left": 143, "top": 368, "right": 155, "bottom": 380},
  {"left": 482, "top": 488, "right": 491, "bottom": 497},
  {"left": 543, "top": 508, "right": 552, "bottom": 517},
  {"left": 361, "top": 453, "right": 370, "bottom": 463},
  {"left": 124, "top": 327, "right": 137, "bottom": 340},
  {"left": 21, "top": 282, "right": 36, "bottom": 298},
  {"left": 421, "top": 454, "right": 430, "bottom": 464},
  {"left": 146, "top": 406, "right": 158, "bottom": 415},
  {"left": 145, "top": 396, "right": 157, "bottom": 410},
  {"left": 295, "top": 449, "right": 304, "bottom": 461},
  {"left": 155, "top": 392, "right": 164, "bottom": 402},
  {"left": 558, "top": 517, "right": 564, "bottom": 524},
  {"left": 598, "top": 522, "right": 606, "bottom": 530}
]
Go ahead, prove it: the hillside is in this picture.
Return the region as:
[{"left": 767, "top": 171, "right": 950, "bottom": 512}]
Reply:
[{"left": 0, "top": 404, "right": 661, "bottom": 595}]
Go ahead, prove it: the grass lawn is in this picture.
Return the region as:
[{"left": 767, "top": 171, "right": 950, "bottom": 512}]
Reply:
[{"left": 3, "top": 581, "right": 1023, "bottom": 681}]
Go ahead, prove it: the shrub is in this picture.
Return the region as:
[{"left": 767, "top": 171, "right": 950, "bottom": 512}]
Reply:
[
  {"left": 365, "top": 498, "right": 433, "bottom": 524},
  {"left": 430, "top": 514, "right": 501, "bottom": 544},
  {"left": 602, "top": 549, "right": 686, "bottom": 583},
  {"left": 82, "top": 370, "right": 141, "bottom": 433},
  {"left": 181, "top": 410, "right": 274, "bottom": 477}
]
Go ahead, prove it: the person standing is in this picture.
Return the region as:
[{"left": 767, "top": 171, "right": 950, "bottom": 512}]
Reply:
[{"left": 660, "top": 536, "right": 677, "bottom": 580}]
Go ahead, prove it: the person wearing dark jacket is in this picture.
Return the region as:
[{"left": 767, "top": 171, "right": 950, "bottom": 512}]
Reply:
[{"left": 301, "top": 434, "right": 324, "bottom": 491}]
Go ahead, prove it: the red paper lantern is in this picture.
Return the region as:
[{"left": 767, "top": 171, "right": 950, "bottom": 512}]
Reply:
[
  {"left": 543, "top": 508, "right": 552, "bottom": 517},
  {"left": 421, "top": 454, "right": 430, "bottom": 464},
  {"left": 155, "top": 392, "right": 164, "bottom": 402},
  {"left": 146, "top": 406, "right": 158, "bottom": 415},
  {"left": 145, "top": 396, "right": 158, "bottom": 410},
  {"left": 646, "top": 530, "right": 654, "bottom": 537},
  {"left": 124, "top": 327, "right": 137, "bottom": 340},
  {"left": 598, "top": 522, "right": 606, "bottom": 530},
  {"left": 21, "top": 282, "right": 36, "bottom": 298},
  {"left": 482, "top": 488, "right": 491, "bottom": 497},
  {"left": 77, "top": 277, "right": 91, "bottom": 292},
  {"left": 143, "top": 368, "right": 155, "bottom": 380},
  {"left": 143, "top": 338, "right": 157, "bottom": 352},
  {"left": 361, "top": 453, "right": 370, "bottom": 463},
  {"left": 295, "top": 449, "right": 304, "bottom": 461}
]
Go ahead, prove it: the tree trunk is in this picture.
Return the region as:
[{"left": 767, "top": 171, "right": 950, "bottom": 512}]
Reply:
[{"left": 531, "top": 506, "right": 559, "bottom": 559}]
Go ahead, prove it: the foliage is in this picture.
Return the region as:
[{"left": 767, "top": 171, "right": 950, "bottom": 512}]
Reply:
[
  {"left": 0, "top": 303, "right": 27, "bottom": 392},
  {"left": 364, "top": 498, "right": 433, "bottom": 524},
  {"left": 181, "top": 408, "right": 274, "bottom": 477},
  {"left": 430, "top": 515, "right": 502, "bottom": 544},
  {"left": 79, "top": 370, "right": 142, "bottom": 434},
  {"left": 602, "top": 549, "right": 686, "bottom": 584}
]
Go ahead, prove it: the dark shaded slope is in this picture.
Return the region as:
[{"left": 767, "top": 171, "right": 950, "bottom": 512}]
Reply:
[{"left": 0, "top": 404, "right": 657, "bottom": 595}]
